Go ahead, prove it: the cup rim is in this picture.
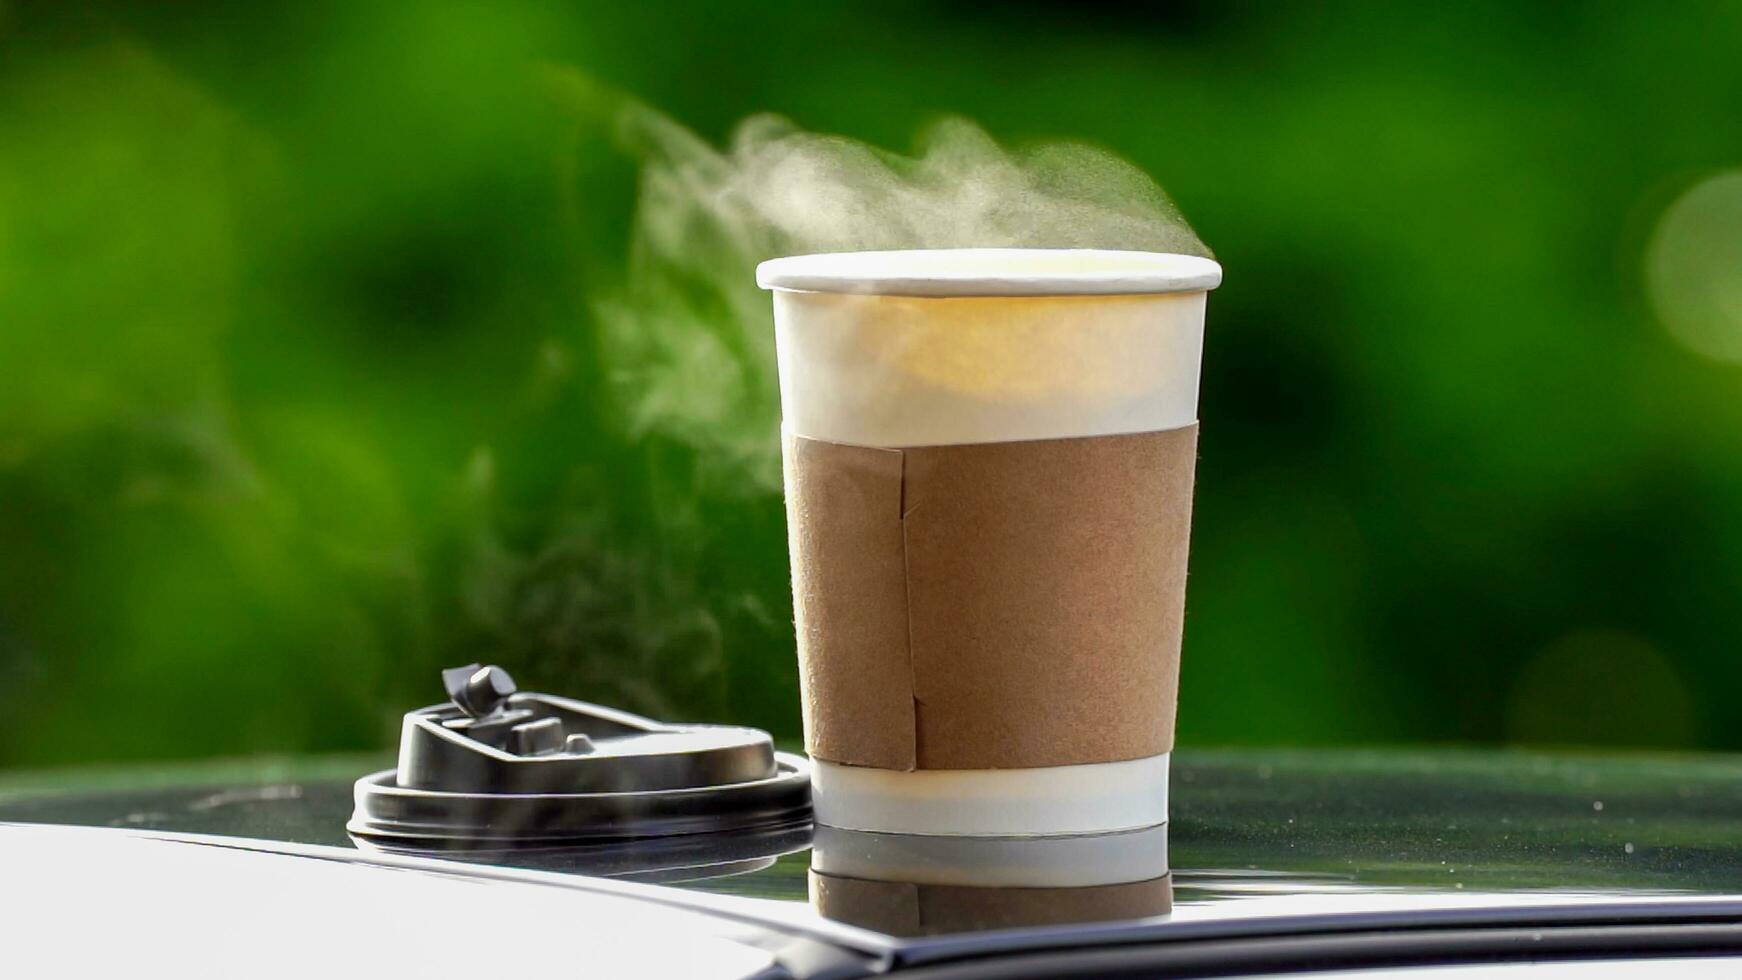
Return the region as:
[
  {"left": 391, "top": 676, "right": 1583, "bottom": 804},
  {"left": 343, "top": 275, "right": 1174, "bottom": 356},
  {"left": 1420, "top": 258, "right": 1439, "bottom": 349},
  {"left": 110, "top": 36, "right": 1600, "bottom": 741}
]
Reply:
[{"left": 756, "top": 247, "right": 1222, "bottom": 297}]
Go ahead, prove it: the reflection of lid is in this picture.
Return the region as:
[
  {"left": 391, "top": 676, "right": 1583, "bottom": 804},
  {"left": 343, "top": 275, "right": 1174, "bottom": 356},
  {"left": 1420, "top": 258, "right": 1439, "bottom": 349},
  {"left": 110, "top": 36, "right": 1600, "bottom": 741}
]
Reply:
[
  {"left": 347, "top": 665, "right": 811, "bottom": 855},
  {"left": 809, "top": 824, "right": 1171, "bottom": 936}
]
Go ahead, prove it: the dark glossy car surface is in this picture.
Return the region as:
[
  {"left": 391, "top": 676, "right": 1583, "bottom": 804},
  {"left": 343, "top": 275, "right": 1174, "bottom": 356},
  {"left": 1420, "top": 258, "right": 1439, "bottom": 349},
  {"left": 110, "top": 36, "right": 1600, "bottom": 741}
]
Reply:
[{"left": 7, "top": 747, "right": 1742, "bottom": 977}]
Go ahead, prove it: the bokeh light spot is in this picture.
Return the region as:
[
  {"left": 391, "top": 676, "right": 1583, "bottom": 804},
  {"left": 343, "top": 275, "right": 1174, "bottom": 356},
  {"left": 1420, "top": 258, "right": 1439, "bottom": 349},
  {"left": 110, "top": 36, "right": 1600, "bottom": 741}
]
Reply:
[
  {"left": 1646, "top": 170, "right": 1742, "bottom": 362},
  {"left": 1505, "top": 631, "right": 1697, "bottom": 748}
]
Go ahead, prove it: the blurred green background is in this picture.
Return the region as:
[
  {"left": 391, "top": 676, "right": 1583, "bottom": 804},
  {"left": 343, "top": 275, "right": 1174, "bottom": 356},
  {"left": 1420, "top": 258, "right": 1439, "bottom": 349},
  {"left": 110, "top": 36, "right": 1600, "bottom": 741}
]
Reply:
[{"left": 4, "top": 0, "right": 1742, "bottom": 768}]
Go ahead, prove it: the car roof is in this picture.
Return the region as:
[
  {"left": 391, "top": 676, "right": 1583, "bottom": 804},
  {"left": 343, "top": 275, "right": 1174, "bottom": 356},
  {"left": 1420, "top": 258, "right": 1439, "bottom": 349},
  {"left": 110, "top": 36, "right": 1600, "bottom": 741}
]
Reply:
[{"left": 7, "top": 746, "right": 1742, "bottom": 976}]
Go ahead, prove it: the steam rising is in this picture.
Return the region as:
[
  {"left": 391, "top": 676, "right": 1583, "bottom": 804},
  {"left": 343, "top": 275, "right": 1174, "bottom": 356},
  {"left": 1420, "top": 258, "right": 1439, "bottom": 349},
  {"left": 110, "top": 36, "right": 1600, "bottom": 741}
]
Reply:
[
  {"left": 620, "top": 110, "right": 1210, "bottom": 257},
  {"left": 556, "top": 73, "right": 1210, "bottom": 490}
]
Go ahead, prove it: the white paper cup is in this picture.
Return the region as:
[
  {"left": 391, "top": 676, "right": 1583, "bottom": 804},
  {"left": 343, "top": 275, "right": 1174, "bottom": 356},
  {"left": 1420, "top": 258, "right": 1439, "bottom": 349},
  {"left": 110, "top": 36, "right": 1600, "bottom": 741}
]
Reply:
[{"left": 759, "top": 248, "right": 1221, "bottom": 836}]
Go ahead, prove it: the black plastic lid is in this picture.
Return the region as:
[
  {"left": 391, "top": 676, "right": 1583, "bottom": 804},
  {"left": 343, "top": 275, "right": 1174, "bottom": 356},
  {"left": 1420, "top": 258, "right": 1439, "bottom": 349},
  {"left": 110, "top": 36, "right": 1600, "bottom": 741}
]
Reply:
[{"left": 348, "top": 665, "right": 811, "bottom": 851}]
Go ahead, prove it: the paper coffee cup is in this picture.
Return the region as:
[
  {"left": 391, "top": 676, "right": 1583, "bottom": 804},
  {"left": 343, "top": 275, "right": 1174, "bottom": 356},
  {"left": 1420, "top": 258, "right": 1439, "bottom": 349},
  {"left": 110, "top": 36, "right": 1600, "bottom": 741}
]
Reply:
[{"left": 758, "top": 248, "right": 1221, "bottom": 836}]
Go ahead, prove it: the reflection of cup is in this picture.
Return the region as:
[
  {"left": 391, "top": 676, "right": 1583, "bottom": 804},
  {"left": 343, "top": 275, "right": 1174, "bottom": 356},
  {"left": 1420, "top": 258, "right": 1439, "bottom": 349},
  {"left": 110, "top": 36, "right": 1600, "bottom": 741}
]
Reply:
[
  {"left": 759, "top": 249, "right": 1221, "bottom": 836},
  {"left": 809, "top": 824, "right": 1171, "bottom": 935}
]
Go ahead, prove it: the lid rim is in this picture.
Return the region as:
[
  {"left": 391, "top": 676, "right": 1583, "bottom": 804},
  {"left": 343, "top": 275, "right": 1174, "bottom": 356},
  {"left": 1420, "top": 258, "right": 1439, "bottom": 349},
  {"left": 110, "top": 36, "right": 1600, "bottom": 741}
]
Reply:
[{"left": 756, "top": 248, "right": 1222, "bottom": 297}]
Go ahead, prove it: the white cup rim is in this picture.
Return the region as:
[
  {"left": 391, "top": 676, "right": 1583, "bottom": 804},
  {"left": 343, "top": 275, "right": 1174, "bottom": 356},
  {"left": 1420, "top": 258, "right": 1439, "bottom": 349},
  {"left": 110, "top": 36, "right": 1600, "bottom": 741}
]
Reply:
[{"left": 756, "top": 247, "right": 1222, "bottom": 298}]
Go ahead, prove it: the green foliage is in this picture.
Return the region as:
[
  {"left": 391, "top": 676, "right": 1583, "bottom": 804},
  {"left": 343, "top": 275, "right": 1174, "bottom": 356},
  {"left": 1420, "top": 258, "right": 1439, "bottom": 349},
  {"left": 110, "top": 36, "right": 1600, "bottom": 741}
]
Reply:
[{"left": 3, "top": 1, "right": 1742, "bottom": 765}]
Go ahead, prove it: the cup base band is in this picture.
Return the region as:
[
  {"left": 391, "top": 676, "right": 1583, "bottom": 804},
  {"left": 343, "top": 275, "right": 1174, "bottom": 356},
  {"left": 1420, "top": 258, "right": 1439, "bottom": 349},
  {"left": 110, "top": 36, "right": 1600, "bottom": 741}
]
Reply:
[{"left": 811, "top": 753, "right": 1169, "bottom": 837}]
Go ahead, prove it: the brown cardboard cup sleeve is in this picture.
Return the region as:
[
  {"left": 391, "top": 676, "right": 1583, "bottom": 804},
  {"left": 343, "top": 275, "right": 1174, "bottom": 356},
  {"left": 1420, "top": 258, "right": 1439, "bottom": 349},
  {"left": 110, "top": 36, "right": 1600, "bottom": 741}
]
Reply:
[{"left": 783, "top": 425, "right": 1197, "bottom": 772}]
